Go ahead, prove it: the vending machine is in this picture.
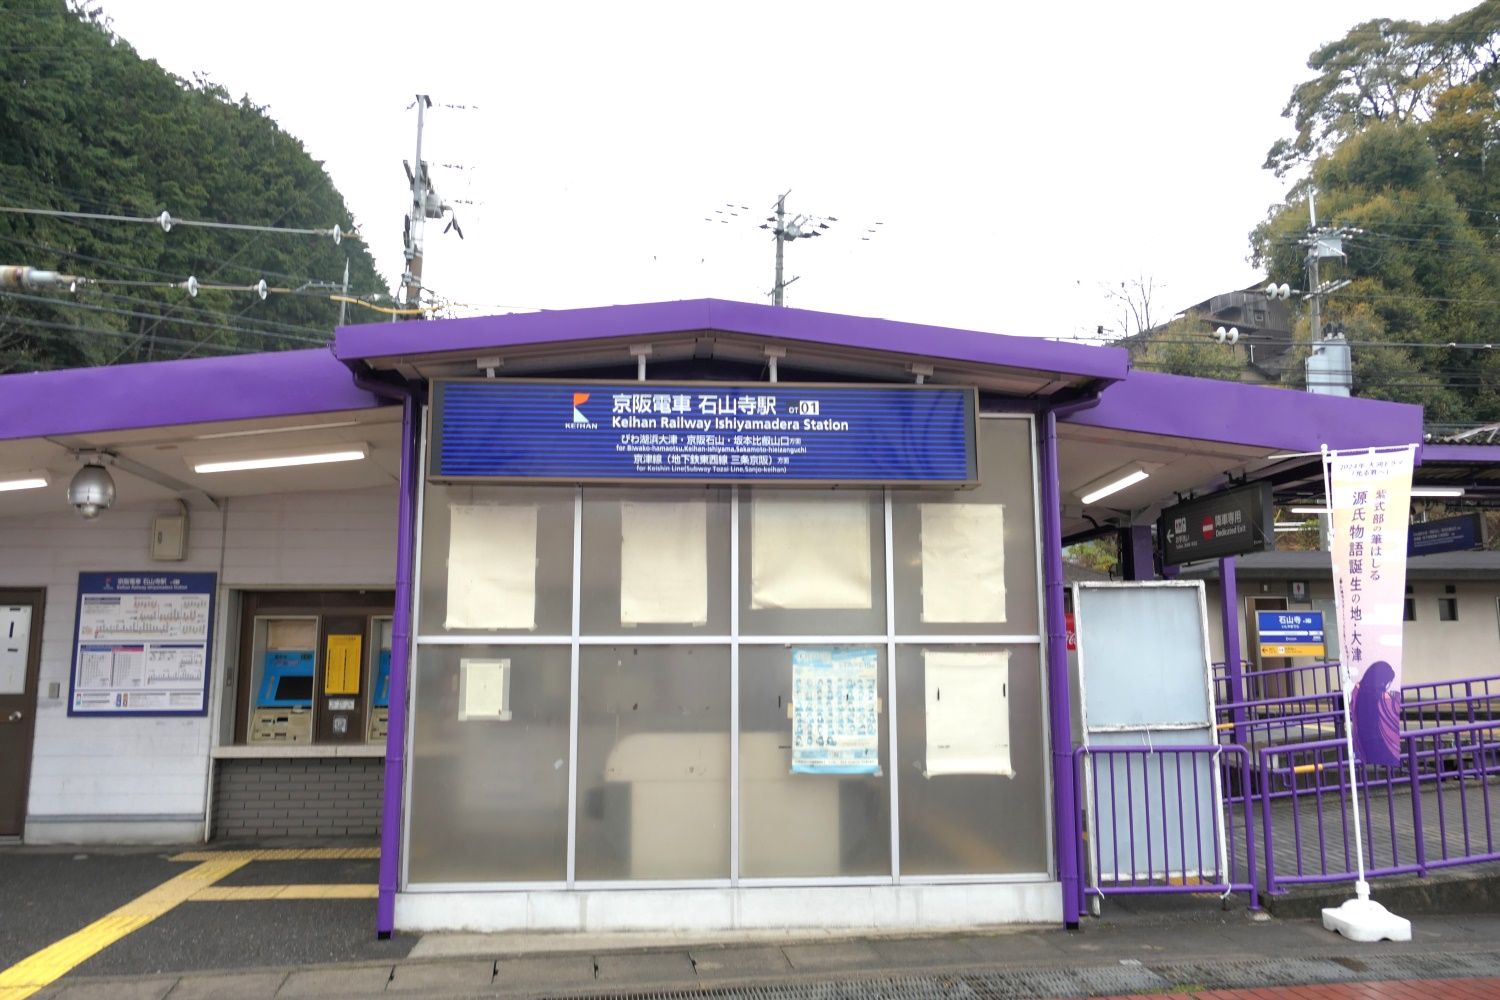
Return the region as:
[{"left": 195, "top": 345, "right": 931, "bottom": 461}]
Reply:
[
  {"left": 249, "top": 616, "right": 317, "bottom": 743},
  {"left": 315, "top": 617, "right": 365, "bottom": 744},
  {"left": 367, "top": 617, "right": 393, "bottom": 744}
]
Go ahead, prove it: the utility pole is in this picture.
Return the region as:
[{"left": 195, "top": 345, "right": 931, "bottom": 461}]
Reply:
[
  {"left": 1306, "top": 191, "right": 1321, "bottom": 343},
  {"left": 402, "top": 95, "right": 432, "bottom": 313},
  {"left": 772, "top": 192, "right": 789, "bottom": 306},
  {"left": 758, "top": 190, "right": 834, "bottom": 307}
]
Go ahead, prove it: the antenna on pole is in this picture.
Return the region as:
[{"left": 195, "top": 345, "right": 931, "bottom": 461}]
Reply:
[{"left": 400, "top": 95, "right": 465, "bottom": 319}]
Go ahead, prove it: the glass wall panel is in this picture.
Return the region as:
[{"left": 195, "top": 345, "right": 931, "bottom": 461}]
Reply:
[
  {"left": 407, "top": 644, "right": 571, "bottom": 883},
  {"left": 738, "top": 644, "right": 890, "bottom": 877},
  {"left": 580, "top": 488, "right": 731, "bottom": 636},
  {"left": 418, "top": 484, "right": 575, "bottom": 636},
  {"left": 739, "top": 488, "right": 886, "bottom": 636},
  {"left": 891, "top": 417, "right": 1039, "bottom": 636},
  {"left": 895, "top": 644, "right": 1049, "bottom": 875},
  {"left": 575, "top": 645, "right": 731, "bottom": 880}
]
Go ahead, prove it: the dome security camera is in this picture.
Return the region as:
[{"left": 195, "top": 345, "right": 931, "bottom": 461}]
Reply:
[{"left": 68, "top": 463, "right": 115, "bottom": 518}]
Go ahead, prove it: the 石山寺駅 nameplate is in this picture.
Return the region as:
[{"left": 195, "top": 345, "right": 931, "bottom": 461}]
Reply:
[{"left": 429, "top": 380, "right": 978, "bottom": 485}]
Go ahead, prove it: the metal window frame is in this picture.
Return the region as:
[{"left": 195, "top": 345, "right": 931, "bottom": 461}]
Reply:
[{"left": 402, "top": 411, "right": 1048, "bottom": 892}]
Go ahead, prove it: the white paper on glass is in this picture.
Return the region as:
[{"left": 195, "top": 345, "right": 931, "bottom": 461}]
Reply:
[
  {"left": 923, "top": 649, "right": 1013, "bottom": 777},
  {"left": 750, "top": 494, "right": 872, "bottom": 610},
  {"left": 0, "top": 604, "right": 31, "bottom": 696},
  {"left": 445, "top": 504, "right": 538, "bottom": 629},
  {"left": 458, "top": 657, "right": 512, "bottom": 721},
  {"left": 921, "top": 503, "right": 1006, "bottom": 623},
  {"left": 620, "top": 499, "right": 708, "bottom": 625}
]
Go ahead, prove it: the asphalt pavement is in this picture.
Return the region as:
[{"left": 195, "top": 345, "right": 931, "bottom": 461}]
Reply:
[{"left": 5, "top": 843, "right": 1500, "bottom": 999}]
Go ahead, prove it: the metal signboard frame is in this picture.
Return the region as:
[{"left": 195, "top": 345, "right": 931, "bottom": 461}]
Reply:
[
  {"left": 427, "top": 379, "right": 980, "bottom": 487},
  {"left": 1158, "top": 482, "right": 1274, "bottom": 566}
]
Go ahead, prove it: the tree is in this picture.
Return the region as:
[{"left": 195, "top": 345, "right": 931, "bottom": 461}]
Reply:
[
  {"left": 1126, "top": 311, "right": 1245, "bottom": 381},
  {"left": 1253, "top": 121, "right": 1500, "bottom": 423},
  {"left": 0, "top": 0, "right": 390, "bottom": 373},
  {"left": 1266, "top": 4, "right": 1500, "bottom": 177}
]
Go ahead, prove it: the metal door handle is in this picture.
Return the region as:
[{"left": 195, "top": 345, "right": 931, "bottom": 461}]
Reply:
[{"left": 6, "top": 710, "right": 20, "bottom": 722}]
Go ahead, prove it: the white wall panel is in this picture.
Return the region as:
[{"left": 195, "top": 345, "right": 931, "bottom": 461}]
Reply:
[{"left": 0, "top": 486, "right": 396, "bottom": 840}]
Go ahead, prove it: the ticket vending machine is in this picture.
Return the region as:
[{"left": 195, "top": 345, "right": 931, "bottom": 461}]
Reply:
[
  {"left": 316, "top": 616, "right": 365, "bottom": 744},
  {"left": 367, "top": 617, "right": 392, "bottom": 744},
  {"left": 249, "top": 616, "right": 317, "bottom": 743}
]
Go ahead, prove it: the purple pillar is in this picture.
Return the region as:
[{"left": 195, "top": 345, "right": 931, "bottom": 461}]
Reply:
[
  {"left": 1040, "top": 409, "right": 1081, "bottom": 927},
  {"left": 1124, "top": 525, "right": 1155, "bottom": 581},
  {"left": 1220, "top": 555, "right": 1247, "bottom": 745},
  {"left": 377, "top": 391, "right": 419, "bottom": 937}
]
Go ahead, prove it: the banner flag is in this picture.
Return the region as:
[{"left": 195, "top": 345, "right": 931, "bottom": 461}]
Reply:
[{"left": 1326, "top": 446, "right": 1415, "bottom": 768}]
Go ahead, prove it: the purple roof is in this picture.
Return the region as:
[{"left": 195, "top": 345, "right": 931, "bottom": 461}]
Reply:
[
  {"left": 1422, "top": 443, "right": 1500, "bottom": 464},
  {"left": 334, "top": 298, "right": 1130, "bottom": 383},
  {"left": 1068, "top": 369, "right": 1425, "bottom": 453},
  {"left": 0, "top": 348, "right": 383, "bottom": 443}
]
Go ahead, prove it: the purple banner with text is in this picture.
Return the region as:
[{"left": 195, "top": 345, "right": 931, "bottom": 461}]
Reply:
[{"left": 1327, "top": 446, "right": 1415, "bottom": 768}]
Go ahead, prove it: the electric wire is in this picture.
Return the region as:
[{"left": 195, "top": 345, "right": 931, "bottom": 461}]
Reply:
[{"left": 0, "top": 204, "right": 357, "bottom": 243}]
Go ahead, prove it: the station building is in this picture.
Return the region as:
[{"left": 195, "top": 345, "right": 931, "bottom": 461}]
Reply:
[{"left": 0, "top": 299, "right": 1426, "bottom": 934}]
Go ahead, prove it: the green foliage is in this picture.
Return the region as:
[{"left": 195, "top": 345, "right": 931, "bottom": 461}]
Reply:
[
  {"left": 1254, "top": 4, "right": 1500, "bottom": 425},
  {"left": 1266, "top": 3, "right": 1500, "bottom": 177},
  {"left": 1063, "top": 536, "right": 1119, "bottom": 576},
  {"left": 0, "top": 0, "right": 389, "bottom": 372},
  {"left": 1127, "top": 311, "right": 1245, "bottom": 380}
]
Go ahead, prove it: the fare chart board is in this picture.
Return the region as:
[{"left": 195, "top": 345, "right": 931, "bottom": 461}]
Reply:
[
  {"left": 69, "top": 572, "right": 217, "bottom": 716},
  {"left": 429, "top": 380, "right": 978, "bottom": 485}
]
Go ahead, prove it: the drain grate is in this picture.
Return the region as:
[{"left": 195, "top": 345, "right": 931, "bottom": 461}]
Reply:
[{"left": 558, "top": 949, "right": 1500, "bottom": 1000}]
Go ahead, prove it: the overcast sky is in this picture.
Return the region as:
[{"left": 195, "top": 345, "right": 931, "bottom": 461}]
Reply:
[{"left": 97, "top": 0, "right": 1476, "bottom": 341}]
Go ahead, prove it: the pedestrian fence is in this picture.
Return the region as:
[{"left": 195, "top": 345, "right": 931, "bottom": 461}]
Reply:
[{"left": 1076, "top": 667, "right": 1500, "bottom": 910}]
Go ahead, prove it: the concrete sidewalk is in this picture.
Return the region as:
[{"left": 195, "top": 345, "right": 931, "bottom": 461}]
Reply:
[{"left": 26, "top": 903, "right": 1500, "bottom": 999}]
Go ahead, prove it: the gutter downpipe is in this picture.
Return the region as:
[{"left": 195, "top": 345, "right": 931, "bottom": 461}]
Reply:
[
  {"left": 1041, "top": 389, "right": 1103, "bottom": 930},
  {"left": 351, "top": 366, "right": 418, "bottom": 939}
]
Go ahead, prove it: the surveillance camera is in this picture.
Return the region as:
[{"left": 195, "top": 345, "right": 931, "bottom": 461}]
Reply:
[{"left": 68, "top": 463, "right": 115, "bottom": 518}]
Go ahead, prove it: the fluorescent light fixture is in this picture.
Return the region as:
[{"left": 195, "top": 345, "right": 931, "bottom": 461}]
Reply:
[
  {"left": 1275, "top": 521, "right": 1318, "bottom": 532},
  {"left": 1077, "top": 463, "right": 1150, "bottom": 505},
  {"left": 193, "top": 445, "right": 368, "bottom": 474},
  {"left": 0, "top": 470, "right": 49, "bottom": 492},
  {"left": 1410, "top": 486, "right": 1464, "bottom": 498},
  {"left": 1289, "top": 506, "right": 1330, "bottom": 515},
  {"left": 194, "top": 420, "right": 361, "bottom": 440}
]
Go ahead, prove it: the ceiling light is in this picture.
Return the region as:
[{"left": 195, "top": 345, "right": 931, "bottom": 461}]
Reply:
[
  {"left": 1410, "top": 486, "right": 1464, "bottom": 498},
  {"left": 192, "top": 445, "right": 368, "bottom": 474},
  {"left": 1289, "top": 506, "right": 1329, "bottom": 515},
  {"left": 0, "top": 471, "right": 49, "bottom": 492},
  {"left": 1077, "top": 463, "right": 1150, "bottom": 505},
  {"left": 193, "top": 419, "right": 361, "bottom": 440},
  {"left": 1275, "top": 521, "right": 1318, "bottom": 532}
]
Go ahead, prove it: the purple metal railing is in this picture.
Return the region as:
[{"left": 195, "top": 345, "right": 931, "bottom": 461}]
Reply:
[
  {"left": 1215, "top": 660, "right": 1342, "bottom": 708},
  {"left": 1078, "top": 668, "right": 1500, "bottom": 907},
  {"left": 1255, "top": 719, "right": 1500, "bottom": 893},
  {"left": 1073, "top": 745, "right": 1258, "bottom": 911}
]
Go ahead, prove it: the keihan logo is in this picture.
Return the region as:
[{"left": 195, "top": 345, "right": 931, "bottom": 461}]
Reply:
[{"left": 569, "top": 392, "right": 597, "bottom": 429}]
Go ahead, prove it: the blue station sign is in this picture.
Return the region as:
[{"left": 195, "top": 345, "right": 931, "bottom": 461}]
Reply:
[
  {"left": 429, "top": 380, "right": 979, "bottom": 485},
  {"left": 1255, "top": 610, "right": 1326, "bottom": 658},
  {"left": 1408, "top": 512, "right": 1484, "bottom": 557}
]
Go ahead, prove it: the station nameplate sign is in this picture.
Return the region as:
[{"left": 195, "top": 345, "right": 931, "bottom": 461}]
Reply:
[
  {"left": 429, "top": 380, "right": 978, "bottom": 485},
  {"left": 1256, "top": 610, "right": 1326, "bottom": 658}
]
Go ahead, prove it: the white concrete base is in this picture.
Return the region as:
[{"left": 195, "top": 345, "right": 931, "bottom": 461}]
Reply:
[
  {"left": 395, "top": 882, "right": 1062, "bottom": 934},
  {"left": 24, "top": 819, "right": 204, "bottom": 845},
  {"left": 1321, "top": 897, "right": 1412, "bottom": 943}
]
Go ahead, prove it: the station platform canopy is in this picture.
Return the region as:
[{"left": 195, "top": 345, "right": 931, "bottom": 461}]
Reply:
[{"left": 0, "top": 298, "right": 1429, "bottom": 533}]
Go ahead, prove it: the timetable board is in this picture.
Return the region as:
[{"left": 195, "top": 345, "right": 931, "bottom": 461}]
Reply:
[{"left": 69, "top": 572, "right": 216, "bottom": 716}]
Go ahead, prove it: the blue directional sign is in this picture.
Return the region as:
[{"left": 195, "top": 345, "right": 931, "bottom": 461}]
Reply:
[
  {"left": 429, "top": 380, "right": 978, "bottom": 485},
  {"left": 1409, "top": 513, "right": 1483, "bottom": 557},
  {"left": 1256, "top": 610, "right": 1326, "bottom": 658}
]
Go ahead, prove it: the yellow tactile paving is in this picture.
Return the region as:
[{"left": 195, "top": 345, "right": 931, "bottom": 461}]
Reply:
[
  {"left": 0, "top": 857, "right": 248, "bottom": 1000},
  {"left": 190, "top": 883, "right": 378, "bottom": 901},
  {"left": 169, "top": 847, "right": 381, "bottom": 862}
]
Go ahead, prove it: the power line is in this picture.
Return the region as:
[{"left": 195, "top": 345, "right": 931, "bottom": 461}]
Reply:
[{"left": 0, "top": 204, "right": 357, "bottom": 244}]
